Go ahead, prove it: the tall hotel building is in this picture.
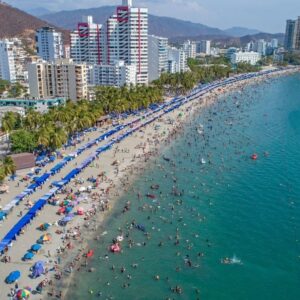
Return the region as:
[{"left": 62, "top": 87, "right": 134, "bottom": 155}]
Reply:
[
  {"left": 148, "top": 35, "right": 168, "bottom": 82},
  {"left": 106, "top": 0, "right": 149, "bottom": 84},
  {"left": 284, "top": 17, "right": 300, "bottom": 51},
  {"left": 70, "top": 16, "right": 105, "bottom": 65},
  {"left": 36, "top": 27, "right": 64, "bottom": 61}
]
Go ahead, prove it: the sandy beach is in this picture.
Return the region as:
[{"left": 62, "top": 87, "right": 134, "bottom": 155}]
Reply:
[{"left": 0, "top": 67, "right": 299, "bottom": 299}]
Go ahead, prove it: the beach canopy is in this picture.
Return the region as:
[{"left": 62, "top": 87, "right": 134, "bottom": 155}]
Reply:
[
  {"left": 0, "top": 211, "right": 7, "bottom": 220},
  {"left": 16, "top": 288, "right": 30, "bottom": 299},
  {"left": 23, "top": 252, "right": 34, "bottom": 260},
  {"left": 39, "top": 233, "right": 51, "bottom": 243},
  {"left": 31, "top": 244, "right": 41, "bottom": 252},
  {"left": 32, "top": 261, "right": 45, "bottom": 278},
  {"left": 38, "top": 223, "right": 50, "bottom": 231},
  {"left": 61, "top": 215, "right": 74, "bottom": 223},
  {"left": 5, "top": 270, "right": 21, "bottom": 284}
]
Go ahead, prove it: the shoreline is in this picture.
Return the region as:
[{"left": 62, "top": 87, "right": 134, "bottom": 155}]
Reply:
[
  {"left": 0, "top": 67, "right": 298, "bottom": 299},
  {"left": 45, "top": 67, "right": 300, "bottom": 299}
]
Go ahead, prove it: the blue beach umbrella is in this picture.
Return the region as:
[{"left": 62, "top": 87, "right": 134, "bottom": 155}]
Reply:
[
  {"left": 23, "top": 252, "right": 34, "bottom": 261},
  {"left": 32, "top": 261, "right": 45, "bottom": 278},
  {"left": 5, "top": 271, "right": 21, "bottom": 284},
  {"left": 31, "top": 244, "right": 42, "bottom": 252}
]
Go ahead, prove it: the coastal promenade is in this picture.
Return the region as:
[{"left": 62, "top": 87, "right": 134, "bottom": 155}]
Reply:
[{"left": 0, "top": 67, "right": 298, "bottom": 298}]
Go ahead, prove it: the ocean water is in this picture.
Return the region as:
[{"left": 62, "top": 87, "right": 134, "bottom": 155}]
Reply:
[{"left": 66, "top": 74, "right": 300, "bottom": 300}]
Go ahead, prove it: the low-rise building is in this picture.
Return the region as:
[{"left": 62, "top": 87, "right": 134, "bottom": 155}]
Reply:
[
  {"left": 0, "top": 97, "right": 66, "bottom": 113},
  {"left": 231, "top": 51, "right": 261, "bottom": 65},
  {"left": 90, "top": 60, "right": 137, "bottom": 87},
  {"left": 28, "top": 59, "right": 88, "bottom": 101}
]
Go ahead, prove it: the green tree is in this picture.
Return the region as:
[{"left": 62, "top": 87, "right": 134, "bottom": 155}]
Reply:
[
  {"left": 3, "top": 156, "right": 16, "bottom": 176},
  {"left": 10, "top": 130, "right": 37, "bottom": 153}
]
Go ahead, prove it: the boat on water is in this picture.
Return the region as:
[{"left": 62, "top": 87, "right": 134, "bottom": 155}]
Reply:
[
  {"left": 251, "top": 153, "right": 258, "bottom": 160},
  {"left": 110, "top": 243, "right": 121, "bottom": 253},
  {"left": 146, "top": 193, "right": 156, "bottom": 199},
  {"left": 201, "top": 158, "right": 206, "bottom": 164}
]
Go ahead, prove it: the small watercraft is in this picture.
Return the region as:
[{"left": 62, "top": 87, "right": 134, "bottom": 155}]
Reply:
[
  {"left": 110, "top": 243, "right": 121, "bottom": 253},
  {"left": 86, "top": 250, "right": 94, "bottom": 258},
  {"left": 201, "top": 158, "right": 206, "bottom": 164},
  {"left": 146, "top": 194, "right": 156, "bottom": 199},
  {"left": 151, "top": 184, "right": 160, "bottom": 190},
  {"left": 135, "top": 224, "right": 146, "bottom": 232},
  {"left": 251, "top": 154, "right": 258, "bottom": 160}
]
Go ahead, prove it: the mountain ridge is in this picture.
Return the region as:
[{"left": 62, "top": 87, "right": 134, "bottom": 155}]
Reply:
[
  {"left": 40, "top": 5, "right": 227, "bottom": 38},
  {"left": 0, "top": 2, "right": 69, "bottom": 43}
]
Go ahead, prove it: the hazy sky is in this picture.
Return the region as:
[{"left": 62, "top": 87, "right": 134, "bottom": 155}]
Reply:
[{"left": 5, "top": 0, "right": 300, "bottom": 32}]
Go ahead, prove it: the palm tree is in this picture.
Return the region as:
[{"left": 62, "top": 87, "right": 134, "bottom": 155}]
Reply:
[
  {"left": 49, "top": 127, "right": 67, "bottom": 150},
  {"left": 37, "top": 127, "right": 51, "bottom": 148},
  {"left": 3, "top": 156, "right": 16, "bottom": 176}
]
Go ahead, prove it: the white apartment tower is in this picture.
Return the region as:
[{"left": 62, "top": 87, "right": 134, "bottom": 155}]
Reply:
[
  {"left": 167, "top": 47, "right": 187, "bottom": 73},
  {"left": 36, "top": 27, "right": 64, "bottom": 61},
  {"left": 28, "top": 59, "right": 88, "bottom": 101},
  {"left": 148, "top": 35, "right": 168, "bottom": 82},
  {"left": 70, "top": 16, "right": 105, "bottom": 65},
  {"left": 0, "top": 38, "right": 28, "bottom": 83},
  {"left": 182, "top": 40, "right": 196, "bottom": 59},
  {"left": 106, "top": 0, "right": 149, "bottom": 84}
]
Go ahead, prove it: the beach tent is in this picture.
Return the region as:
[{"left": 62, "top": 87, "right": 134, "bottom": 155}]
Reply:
[
  {"left": 38, "top": 234, "right": 51, "bottom": 244},
  {"left": 0, "top": 211, "right": 7, "bottom": 220},
  {"left": 31, "top": 261, "right": 45, "bottom": 278},
  {"left": 31, "top": 244, "right": 42, "bottom": 252},
  {"left": 5, "top": 270, "right": 21, "bottom": 284},
  {"left": 77, "top": 207, "right": 84, "bottom": 215},
  {"left": 16, "top": 289, "right": 30, "bottom": 299},
  {"left": 38, "top": 223, "right": 50, "bottom": 231},
  {"left": 23, "top": 252, "right": 35, "bottom": 261}
]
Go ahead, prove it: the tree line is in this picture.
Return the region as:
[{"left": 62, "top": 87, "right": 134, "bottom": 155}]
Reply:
[{"left": 1, "top": 85, "right": 163, "bottom": 154}]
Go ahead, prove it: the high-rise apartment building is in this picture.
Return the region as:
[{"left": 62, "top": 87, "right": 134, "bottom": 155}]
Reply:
[
  {"left": 36, "top": 27, "right": 64, "bottom": 61},
  {"left": 197, "top": 40, "right": 211, "bottom": 55},
  {"left": 105, "top": 0, "right": 148, "bottom": 84},
  {"left": 167, "top": 47, "right": 187, "bottom": 73},
  {"left": 28, "top": 59, "right": 88, "bottom": 101},
  {"left": 284, "top": 17, "right": 300, "bottom": 51},
  {"left": 182, "top": 40, "right": 196, "bottom": 59},
  {"left": 70, "top": 16, "right": 105, "bottom": 65},
  {"left": 256, "top": 39, "right": 267, "bottom": 56},
  {"left": 91, "top": 60, "right": 137, "bottom": 87},
  {"left": 0, "top": 38, "right": 29, "bottom": 83},
  {"left": 148, "top": 35, "right": 168, "bottom": 82}
]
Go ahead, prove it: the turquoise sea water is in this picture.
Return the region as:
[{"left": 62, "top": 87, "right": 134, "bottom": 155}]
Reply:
[{"left": 66, "top": 74, "right": 300, "bottom": 300}]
